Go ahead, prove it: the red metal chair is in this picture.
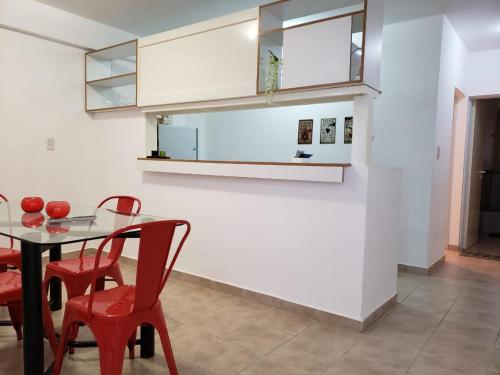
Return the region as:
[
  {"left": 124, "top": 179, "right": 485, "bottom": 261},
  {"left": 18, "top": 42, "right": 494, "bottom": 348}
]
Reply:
[
  {"left": 43, "top": 195, "right": 141, "bottom": 351},
  {"left": 0, "top": 195, "right": 22, "bottom": 271},
  {"left": 0, "top": 271, "right": 58, "bottom": 353},
  {"left": 53, "top": 219, "right": 191, "bottom": 375}
]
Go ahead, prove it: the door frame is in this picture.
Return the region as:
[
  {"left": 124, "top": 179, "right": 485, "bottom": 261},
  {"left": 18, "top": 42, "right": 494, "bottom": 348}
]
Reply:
[
  {"left": 458, "top": 95, "right": 500, "bottom": 249},
  {"left": 458, "top": 98, "right": 476, "bottom": 249}
]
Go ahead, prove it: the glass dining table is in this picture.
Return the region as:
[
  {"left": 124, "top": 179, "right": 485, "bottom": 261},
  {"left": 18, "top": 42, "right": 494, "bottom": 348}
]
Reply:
[{"left": 0, "top": 201, "right": 163, "bottom": 375}]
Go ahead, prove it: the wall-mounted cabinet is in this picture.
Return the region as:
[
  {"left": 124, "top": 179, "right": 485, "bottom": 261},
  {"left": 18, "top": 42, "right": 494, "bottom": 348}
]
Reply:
[
  {"left": 138, "top": 9, "right": 259, "bottom": 108},
  {"left": 86, "top": 0, "right": 383, "bottom": 112},
  {"left": 257, "top": 0, "right": 368, "bottom": 94},
  {"left": 85, "top": 40, "right": 137, "bottom": 112}
]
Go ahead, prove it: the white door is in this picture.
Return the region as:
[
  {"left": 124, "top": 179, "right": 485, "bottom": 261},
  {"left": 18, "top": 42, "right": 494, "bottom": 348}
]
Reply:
[
  {"left": 159, "top": 126, "right": 198, "bottom": 160},
  {"left": 463, "top": 100, "right": 485, "bottom": 248}
]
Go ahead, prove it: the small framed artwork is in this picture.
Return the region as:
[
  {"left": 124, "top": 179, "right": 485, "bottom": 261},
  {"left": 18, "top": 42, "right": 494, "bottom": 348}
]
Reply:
[
  {"left": 298, "top": 119, "right": 313, "bottom": 144},
  {"left": 344, "top": 117, "right": 353, "bottom": 144},
  {"left": 320, "top": 118, "right": 336, "bottom": 144}
]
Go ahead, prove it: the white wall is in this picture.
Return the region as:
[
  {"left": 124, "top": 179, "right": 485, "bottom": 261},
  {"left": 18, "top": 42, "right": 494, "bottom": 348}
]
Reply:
[
  {"left": 426, "top": 17, "right": 468, "bottom": 266},
  {"left": 0, "top": 27, "right": 399, "bottom": 322},
  {"left": 372, "top": 15, "right": 443, "bottom": 267},
  {"left": 466, "top": 49, "right": 500, "bottom": 98},
  {"left": 0, "top": 0, "right": 135, "bottom": 49},
  {"left": 169, "top": 102, "right": 353, "bottom": 163}
]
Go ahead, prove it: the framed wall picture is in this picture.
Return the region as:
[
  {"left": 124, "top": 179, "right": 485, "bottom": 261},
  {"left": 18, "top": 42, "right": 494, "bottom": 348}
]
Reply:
[
  {"left": 320, "top": 118, "right": 336, "bottom": 144},
  {"left": 344, "top": 117, "right": 353, "bottom": 144},
  {"left": 298, "top": 119, "right": 313, "bottom": 144}
]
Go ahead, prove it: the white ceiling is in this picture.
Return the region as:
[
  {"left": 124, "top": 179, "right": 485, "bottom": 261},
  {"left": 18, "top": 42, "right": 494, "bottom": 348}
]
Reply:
[{"left": 36, "top": 0, "right": 500, "bottom": 52}]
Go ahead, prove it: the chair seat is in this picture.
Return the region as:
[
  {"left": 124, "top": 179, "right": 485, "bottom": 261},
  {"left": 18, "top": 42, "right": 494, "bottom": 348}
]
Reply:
[
  {"left": 47, "top": 255, "right": 115, "bottom": 276},
  {"left": 0, "top": 248, "right": 21, "bottom": 260},
  {"left": 0, "top": 272, "right": 22, "bottom": 303},
  {"left": 69, "top": 285, "right": 139, "bottom": 318}
]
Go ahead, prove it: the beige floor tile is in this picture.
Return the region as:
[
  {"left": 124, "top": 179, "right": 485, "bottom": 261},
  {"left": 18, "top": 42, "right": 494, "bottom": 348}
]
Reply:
[
  {"left": 239, "top": 358, "right": 309, "bottom": 375},
  {"left": 436, "top": 315, "right": 499, "bottom": 345},
  {"left": 408, "top": 351, "right": 487, "bottom": 375},
  {"left": 424, "top": 330, "right": 494, "bottom": 367},
  {"left": 323, "top": 353, "right": 405, "bottom": 375},
  {"left": 184, "top": 299, "right": 272, "bottom": 337},
  {"left": 295, "top": 321, "right": 362, "bottom": 351},
  {"left": 489, "top": 349, "right": 500, "bottom": 373},
  {"left": 400, "top": 291, "right": 456, "bottom": 316},
  {"left": 348, "top": 334, "right": 420, "bottom": 372},
  {"left": 367, "top": 308, "right": 438, "bottom": 348},
  {"left": 224, "top": 323, "right": 292, "bottom": 357},
  {"left": 251, "top": 308, "right": 315, "bottom": 336},
  {"left": 262, "top": 338, "right": 344, "bottom": 375},
  {"left": 170, "top": 324, "right": 257, "bottom": 375}
]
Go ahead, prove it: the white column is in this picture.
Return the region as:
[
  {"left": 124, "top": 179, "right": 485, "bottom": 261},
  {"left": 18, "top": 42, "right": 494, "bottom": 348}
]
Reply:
[{"left": 351, "top": 94, "right": 375, "bottom": 166}]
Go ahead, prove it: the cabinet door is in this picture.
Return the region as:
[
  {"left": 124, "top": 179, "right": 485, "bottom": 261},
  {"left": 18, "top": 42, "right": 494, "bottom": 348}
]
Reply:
[
  {"left": 138, "top": 20, "right": 258, "bottom": 107},
  {"left": 282, "top": 17, "right": 352, "bottom": 89}
]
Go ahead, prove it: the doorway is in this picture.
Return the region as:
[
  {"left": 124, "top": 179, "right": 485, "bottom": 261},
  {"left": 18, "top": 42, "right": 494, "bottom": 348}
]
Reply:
[{"left": 459, "top": 97, "right": 500, "bottom": 258}]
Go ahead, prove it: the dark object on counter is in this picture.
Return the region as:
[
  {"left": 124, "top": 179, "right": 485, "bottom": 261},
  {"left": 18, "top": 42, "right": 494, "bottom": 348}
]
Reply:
[
  {"left": 295, "top": 150, "right": 313, "bottom": 158},
  {"left": 151, "top": 150, "right": 159, "bottom": 157},
  {"left": 146, "top": 155, "right": 171, "bottom": 159}
]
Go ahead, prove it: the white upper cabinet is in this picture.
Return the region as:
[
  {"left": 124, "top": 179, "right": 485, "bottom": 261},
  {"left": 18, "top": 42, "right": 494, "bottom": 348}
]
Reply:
[
  {"left": 138, "top": 9, "right": 259, "bottom": 107},
  {"left": 281, "top": 16, "right": 352, "bottom": 89}
]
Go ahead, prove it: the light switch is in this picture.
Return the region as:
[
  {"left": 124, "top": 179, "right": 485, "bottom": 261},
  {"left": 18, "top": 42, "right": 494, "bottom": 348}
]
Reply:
[
  {"left": 436, "top": 146, "right": 440, "bottom": 160},
  {"left": 46, "top": 137, "right": 55, "bottom": 151}
]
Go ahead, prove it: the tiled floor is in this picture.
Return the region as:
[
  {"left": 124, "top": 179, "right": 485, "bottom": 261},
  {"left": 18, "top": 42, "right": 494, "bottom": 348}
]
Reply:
[
  {"left": 466, "top": 234, "right": 500, "bottom": 258},
  {"left": 2, "top": 250, "right": 500, "bottom": 374}
]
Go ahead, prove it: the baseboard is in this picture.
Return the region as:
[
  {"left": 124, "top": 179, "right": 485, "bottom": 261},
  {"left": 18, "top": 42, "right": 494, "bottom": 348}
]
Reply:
[
  {"left": 447, "top": 244, "right": 459, "bottom": 251},
  {"left": 121, "top": 256, "right": 398, "bottom": 332},
  {"left": 361, "top": 294, "right": 398, "bottom": 332},
  {"left": 43, "top": 252, "right": 394, "bottom": 332},
  {"left": 398, "top": 254, "right": 446, "bottom": 276}
]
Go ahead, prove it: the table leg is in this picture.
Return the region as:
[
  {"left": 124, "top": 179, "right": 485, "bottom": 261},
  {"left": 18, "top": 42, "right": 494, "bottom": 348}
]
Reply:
[
  {"left": 21, "top": 240, "right": 44, "bottom": 375},
  {"left": 49, "top": 245, "right": 62, "bottom": 311},
  {"left": 140, "top": 324, "right": 155, "bottom": 358}
]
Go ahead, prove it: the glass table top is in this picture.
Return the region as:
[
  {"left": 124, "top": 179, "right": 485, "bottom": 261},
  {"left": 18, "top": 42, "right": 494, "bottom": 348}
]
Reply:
[{"left": 0, "top": 201, "right": 166, "bottom": 245}]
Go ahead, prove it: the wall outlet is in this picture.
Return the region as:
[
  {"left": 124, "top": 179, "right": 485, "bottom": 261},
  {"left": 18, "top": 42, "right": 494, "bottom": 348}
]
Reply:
[{"left": 46, "top": 137, "right": 55, "bottom": 151}]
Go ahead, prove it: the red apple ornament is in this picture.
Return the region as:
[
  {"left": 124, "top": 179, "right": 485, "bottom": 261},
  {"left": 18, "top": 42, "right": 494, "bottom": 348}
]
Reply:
[
  {"left": 21, "top": 197, "right": 44, "bottom": 213},
  {"left": 45, "top": 201, "right": 70, "bottom": 219}
]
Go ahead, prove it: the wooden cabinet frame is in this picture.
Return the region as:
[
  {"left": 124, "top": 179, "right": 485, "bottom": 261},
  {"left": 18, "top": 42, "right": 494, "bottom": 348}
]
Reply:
[
  {"left": 85, "top": 39, "right": 138, "bottom": 112},
  {"left": 256, "top": 0, "right": 368, "bottom": 94}
]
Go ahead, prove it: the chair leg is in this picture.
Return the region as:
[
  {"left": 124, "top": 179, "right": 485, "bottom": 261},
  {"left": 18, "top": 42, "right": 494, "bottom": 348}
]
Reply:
[
  {"left": 62, "top": 282, "right": 89, "bottom": 355},
  {"left": 42, "top": 290, "right": 58, "bottom": 354},
  {"left": 96, "top": 336, "right": 127, "bottom": 375},
  {"left": 7, "top": 303, "right": 22, "bottom": 340},
  {"left": 127, "top": 330, "right": 136, "bottom": 359},
  {"left": 53, "top": 319, "right": 76, "bottom": 375},
  {"left": 155, "top": 316, "right": 179, "bottom": 375}
]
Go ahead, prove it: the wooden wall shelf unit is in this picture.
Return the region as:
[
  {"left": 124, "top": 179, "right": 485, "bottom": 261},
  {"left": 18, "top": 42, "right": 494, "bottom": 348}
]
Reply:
[
  {"left": 85, "top": 40, "right": 138, "bottom": 112},
  {"left": 257, "top": 0, "right": 367, "bottom": 94}
]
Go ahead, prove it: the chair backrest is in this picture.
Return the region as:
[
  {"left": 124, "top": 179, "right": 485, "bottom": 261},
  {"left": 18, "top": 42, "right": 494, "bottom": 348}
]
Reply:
[
  {"left": 79, "top": 195, "right": 141, "bottom": 258},
  {"left": 98, "top": 196, "right": 142, "bottom": 260},
  {"left": 87, "top": 220, "right": 190, "bottom": 316},
  {"left": 0, "top": 195, "right": 13, "bottom": 249}
]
